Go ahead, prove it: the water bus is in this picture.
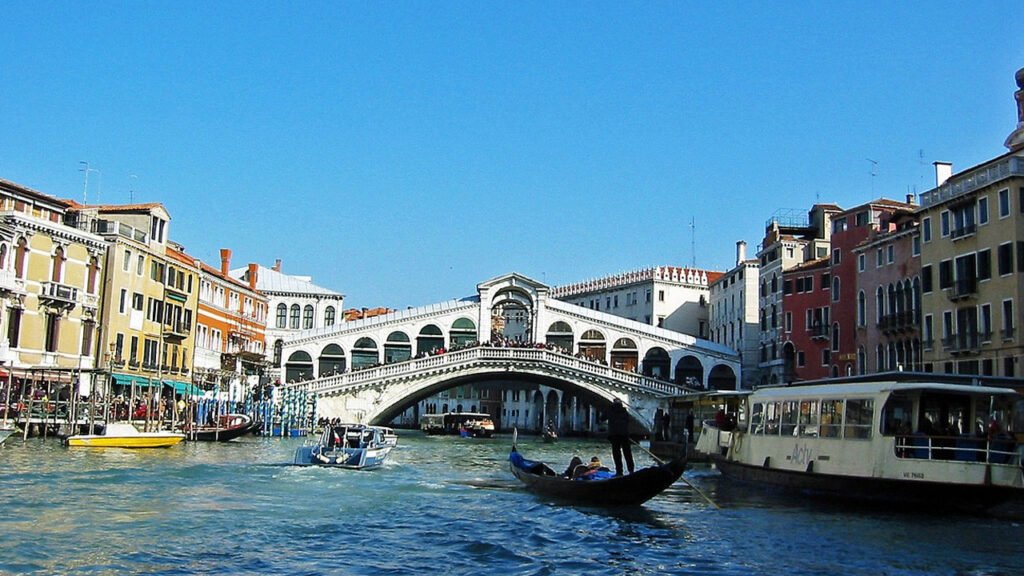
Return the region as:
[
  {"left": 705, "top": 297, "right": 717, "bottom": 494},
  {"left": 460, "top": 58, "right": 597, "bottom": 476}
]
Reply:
[
  {"left": 696, "top": 376, "right": 1023, "bottom": 511},
  {"left": 420, "top": 412, "right": 495, "bottom": 438}
]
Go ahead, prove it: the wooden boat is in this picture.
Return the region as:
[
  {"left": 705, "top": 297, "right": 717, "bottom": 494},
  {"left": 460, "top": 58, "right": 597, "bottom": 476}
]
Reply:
[
  {"left": 542, "top": 428, "right": 558, "bottom": 443},
  {"left": 65, "top": 422, "right": 185, "bottom": 448},
  {"left": 508, "top": 440, "right": 687, "bottom": 506},
  {"left": 292, "top": 424, "right": 393, "bottom": 469},
  {"left": 697, "top": 377, "right": 1023, "bottom": 511},
  {"left": 182, "top": 413, "right": 256, "bottom": 442}
]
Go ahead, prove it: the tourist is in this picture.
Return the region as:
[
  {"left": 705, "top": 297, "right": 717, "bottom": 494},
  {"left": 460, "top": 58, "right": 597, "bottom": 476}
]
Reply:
[{"left": 607, "top": 397, "right": 634, "bottom": 476}]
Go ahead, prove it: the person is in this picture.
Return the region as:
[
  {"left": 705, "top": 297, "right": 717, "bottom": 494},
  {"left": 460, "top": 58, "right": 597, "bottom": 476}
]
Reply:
[
  {"left": 573, "top": 456, "right": 606, "bottom": 479},
  {"left": 607, "top": 397, "right": 634, "bottom": 476},
  {"left": 563, "top": 455, "right": 583, "bottom": 477}
]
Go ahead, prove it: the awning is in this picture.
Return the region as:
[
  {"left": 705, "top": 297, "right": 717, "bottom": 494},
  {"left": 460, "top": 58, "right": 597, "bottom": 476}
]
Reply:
[
  {"left": 163, "top": 380, "right": 204, "bottom": 397},
  {"left": 111, "top": 373, "right": 161, "bottom": 389}
]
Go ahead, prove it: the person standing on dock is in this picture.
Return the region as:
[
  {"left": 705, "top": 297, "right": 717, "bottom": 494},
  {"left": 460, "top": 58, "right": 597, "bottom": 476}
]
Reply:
[{"left": 607, "top": 397, "right": 634, "bottom": 476}]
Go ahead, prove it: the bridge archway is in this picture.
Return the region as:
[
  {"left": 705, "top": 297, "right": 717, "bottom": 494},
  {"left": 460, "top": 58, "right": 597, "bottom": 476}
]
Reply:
[
  {"left": 318, "top": 344, "right": 346, "bottom": 376},
  {"left": 490, "top": 286, "right": 534, "bottom": 342},
  {"left": 285, "top": 350, "right": 313, "bottom": 382},
  {"left": 579, "top": 329, "right": 606, "bottom": 362},
  {"left": 643, "top": 347, "right": 670, "bottom": 379},
  {"left": 675, "top": 355, "right": 703, "bottom": 387},
  {"left": 352, "top": 337, "right": 379, "bottom": 369},
  {"left": 708, "top": 364, "right": 737, "bottom": 390},
  {"left": 385, "top": 331, "right": 411, "bottom": 363},
  {"left": 610, "top": 337, "right": 638, "bottom": 372},
  {"left": 545, "top": 321, "right": 573, "bottom": 351},
  {"left": 450, "top": 318, "right": 477, "bottom": 346},
  {"left": 417, "top": 324, "right": 445, "bottom": 355}
]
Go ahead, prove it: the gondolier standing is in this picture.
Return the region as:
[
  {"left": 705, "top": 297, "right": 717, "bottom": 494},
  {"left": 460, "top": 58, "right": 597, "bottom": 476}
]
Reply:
[{"left": 607, "top": 397, "right": 634, "bottom": 476}]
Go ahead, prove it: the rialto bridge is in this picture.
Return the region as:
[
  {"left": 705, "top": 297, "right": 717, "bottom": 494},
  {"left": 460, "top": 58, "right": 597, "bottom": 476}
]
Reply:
[{"left": 280, "top": 273, "right": 741, "bottom": 431}]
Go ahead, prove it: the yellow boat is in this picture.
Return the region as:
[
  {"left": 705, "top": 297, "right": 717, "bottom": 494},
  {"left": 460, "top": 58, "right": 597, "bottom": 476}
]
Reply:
[{"left": 65, "top": 423, "right": 185, "bottom": 448}]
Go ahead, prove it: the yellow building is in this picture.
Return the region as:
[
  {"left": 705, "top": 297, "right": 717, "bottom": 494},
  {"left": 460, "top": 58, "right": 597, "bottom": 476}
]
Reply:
[
  {"left": 0, "top": 179, "right": 107, "bottom": 395},
  {"left": 917, "top": 69, "right": 1024, "bottom": 376}
]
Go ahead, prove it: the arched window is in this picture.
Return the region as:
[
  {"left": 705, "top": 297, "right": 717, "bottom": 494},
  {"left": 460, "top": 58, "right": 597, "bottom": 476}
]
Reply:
[
  {"left": 0, "top": 243, "right": 7, "bottom": 269},
  {"left": 87, "top": 255, "right": 99, "bottom": 294},
  {"left": 276, "top": 304, "right": 287, "bottom": 328},
  {"left": 857, "top": 291, "right": 866, "bottom": 327},
  {"left": 831, "top": 323, "right": 840, "bottom": 352},
  {"left": 14, "top": 238, "right": 28, "bottom": 279},
  {"left": 876, "top": 286, "right": 885, "bottom": 323},
  {"left": 289, "top": 304, "right": 300, "bottom": 329},
  {"left": 324, "top": 306, "right": 336, "bottom": 327},
  {"left": 273, "top": 340, "right": 283, "bottom": 365},
  {"left": 52, "top": 246, "right": 65, "bottom": 282},
  {"left": 831, "top": 276, "right": 840, "bottom": 302},
  {"left": 303, "top": 305, "right": 314, "bottom": 329}
]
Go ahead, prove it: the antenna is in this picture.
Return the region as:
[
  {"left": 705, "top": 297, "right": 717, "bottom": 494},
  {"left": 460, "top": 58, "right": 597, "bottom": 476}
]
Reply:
[
  {"left": 128, "top": 173, "right": 137, "bottom": 203},
  {"left": 78, "top": 161, "right": 100, "bottom": 204},
  {"left": 690, "top": 216, "right": 696, "bottom": 267},
  {"left": 866, "top": 158, "right": 878, "bottom": 194}
]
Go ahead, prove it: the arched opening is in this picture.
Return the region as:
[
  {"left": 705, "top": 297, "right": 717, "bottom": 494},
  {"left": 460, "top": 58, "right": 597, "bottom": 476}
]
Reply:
[
  {"left": 643, "top": 347, "right": 670, "bottom": 379},
  {"left": 490, "top": 287, "right": 534, "bottom": 343},
  {"left": 385, "top": 331, "right": 412, "bottom": 363},
  {"left": 783, "top": 342, "right": 796, "bottom": 383},
  {"left": 352, "top": 337, "right": 379, "bottom": 370},
  {"left": 610, "top": 337, "right": 638, "bottom": 372},
  {"left": 578, "top": 329, "right": 606, "bottom": 363},
  {"left": 531, "top": 390, "right": 545, "bottom": 432},
  {"left": 285, "top": 350, "right": 314, "bottom": 382},
  {"left": 708, "top": 364, "right": 737, "bottom": 390},
  {"left": 450, "top": 318, "right": 477, "bottom": 347},
  {"left": 273, "top": 340, "right": 283, "bottom": 366},
  {"left": 318, "top": 344, "right": 347, "bottom": 376},
  {"left": 416, "top": 324, "right": 445, "bottom": 355},
  {"left": 545, "top": 389, "right": 559, "bottom": 431},
  {"left": 674, "top": 355, "right": 703, "bottom": 388},
  {"left": 545, "top": 321, "right": 573, "bottom": 352}
]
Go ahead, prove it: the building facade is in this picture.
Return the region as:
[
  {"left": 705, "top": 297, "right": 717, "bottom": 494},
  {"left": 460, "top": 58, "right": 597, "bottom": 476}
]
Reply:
[
  {"left": 781, "top": 257, "right": 832, "bottom": 382},
  {"left": 708, "top": 241, "right": 761, "bottom": 389}
]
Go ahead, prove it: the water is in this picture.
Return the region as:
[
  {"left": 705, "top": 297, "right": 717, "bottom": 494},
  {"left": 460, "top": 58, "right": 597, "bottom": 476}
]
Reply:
[{"left": 1, "top": 433, "right": 1022, "bottom": 575}]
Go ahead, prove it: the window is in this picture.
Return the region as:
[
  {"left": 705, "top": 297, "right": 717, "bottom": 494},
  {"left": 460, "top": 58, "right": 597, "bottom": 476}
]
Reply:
[
  {"left": 819, "top": 274, "right": 827, "bottom": 291},
  {"left": 998, "top": 243, "right": 1013, "bottom": 276},
  {"left": 44, "top": 313, "right": 60, "bottom": 353},
  {"left": 858, "top": 253, "right": 865, "bottom": 272},
  {"left": 912, "top": 235, "right": 921, "bottom": 256},
  {"left": 831, "top": 323, "right": 840, "bottom": 352},
  {"left": 978, "top": 249, "right": 991, "bottom": 280},
  {"left": 123, "top": 250, "right": 132, "bottom": 272},
  {"left": 831, "top": 276, "right": 840, "bottom": 302},
  {"left": 132, "top": 293, "right": 143, "bottom": 311},
  {"left": 785, "top": 311, "right": 792, "bottom": 333},
  {"left": 940, "top": 211, "right": 950, "bottom": 237},
  {"left": 783, "top": 279, "right": 792, "bottom": 295},
  {"left": 832, "top": 249, "right": 841, "bottom": 265},
  {"left": 938, "top": 260, "right": 953, "bottom": 289},
  {"left": 658, "top": 290, "right": 665, "bottom": 302},
  {"left": 119, "top": 289, "right": 127, "bottom": 314},
  {"left": 855, "top": 211, "right": 869, "bottom": 227},
  {"left": 290, "top": 304, "right": 300, "bottom": 329},
  {"left": 876, "top": 248, "right": 883, "bottom": 268},
  {"left": 137, "top": 254, "right": 144, "bottom": 276},
  {"left": 887, "top": 245, "right": 894, "bottom": 264},
  {"left": 844, "top": 399, "right": 874, "bottom": 439},
  {"left": 999, "top": 188, "right": 1010, "bottom": 218},
  {"left": 820, "top": 399, "right": 844, "bottom": 438},
  {"left": 857, "top": 291, "right": 866, "bottom": 326},
  {"left": 303, "top": 305, "right": 314, "bottom": 329},
  {"left": 1003, "top": 300, "right": 1014, "bottom": 339},
  {"left": 822, "top": 349, "right": 831, "bottom": 366},
  {"left": 325, "top": 306, "right": 336, "bottom": 326},
  {"left": 276, "top": 304, "right": 287, "bottom": 328},
  {"left": 797, "top": 351, "right": 805, "bottom": 367},
  {"left": 981, "top": 304, "right": 992, "bottom": 341},
  {"left": 922, "top": 217, "right": 932, "bottom": 242},
  {"left": 978, "top": 196, "right": 989, "bottom": 225},
  {"left": 923, "top": 315, "right": 933, "bottom": 347}
]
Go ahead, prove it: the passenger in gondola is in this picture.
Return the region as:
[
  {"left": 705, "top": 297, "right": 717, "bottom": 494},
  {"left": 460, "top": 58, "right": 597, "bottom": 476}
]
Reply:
[
  {"left": 563, "top": 456, "right": 583, "bottom": 477},
  {"left": 573, "top": 457, "right": 608, "bottom": 479}
]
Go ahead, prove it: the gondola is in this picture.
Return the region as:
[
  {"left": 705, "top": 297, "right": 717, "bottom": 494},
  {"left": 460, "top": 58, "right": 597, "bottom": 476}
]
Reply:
[
  {"left": 182, "top": 413, "right": 257, "bottom": 442},
  {"left": 508, "top": 436, "right": 687, "bottom": 506}
]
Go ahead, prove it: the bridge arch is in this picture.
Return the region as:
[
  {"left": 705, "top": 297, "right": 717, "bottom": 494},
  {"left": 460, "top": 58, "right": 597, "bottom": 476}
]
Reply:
[
  {"left": 545, "top": 321, "right": 573, "bottom": 351},
  {"left": 318, "top": 344, "right": 346, "bottom": 376},
  {"left": 579, "top": 329, "right": 606, "bottom": 362},
  {"left": 489, "top": 285, "right": 535, "bottom": 342},
  {"left": 610, "top": 337, "right": 638, "bottom": 372},
  {"left": 285, "top": 350, "right": 313, "bottom": 382},
  {"left": 642, "top": 346, "right": 670, "bottom": 379},
  {"left": 675, "top": 355, "right": 703, "bottom": 387},
  {"left": 450, "top": 317, "right": 477, "bottom": 346},
  {"left": 708, "top": 364, "right": 737, "bottom": 390},
  {"left": 416, "top": 324, "right": 445, "bottom": 355},
  {"left": 385, "top": 331, "right": 411, "bottom": 363},
  {"left": 352, "top": 337, "right": 379, "bottom": 369}
]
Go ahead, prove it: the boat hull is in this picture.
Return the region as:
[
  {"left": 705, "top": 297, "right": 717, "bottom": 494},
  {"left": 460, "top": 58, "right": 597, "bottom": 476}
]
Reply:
[
  {"left": 66, "top": 434, "right": 185, "bottom": 448},
  {"left": 0, "top": 427, "right": 15, "bottom": 445},
  {"left": 509, "top": 447, "right": 687, "bottom": 506},
  {"left": 292, "top": 445, "right": 392, "bottom": 470}
]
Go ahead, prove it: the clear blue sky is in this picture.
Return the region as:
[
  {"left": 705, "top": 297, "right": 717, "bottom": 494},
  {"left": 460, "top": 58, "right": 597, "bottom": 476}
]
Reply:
[{"left": 2, "top": 3, "right": 1021, "bottom": 309}]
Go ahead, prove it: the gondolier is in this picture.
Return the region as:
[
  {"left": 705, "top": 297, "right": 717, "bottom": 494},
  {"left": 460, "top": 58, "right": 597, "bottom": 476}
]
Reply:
[{"left": 607, "top": 397, "right": 634, "bottom": 476}]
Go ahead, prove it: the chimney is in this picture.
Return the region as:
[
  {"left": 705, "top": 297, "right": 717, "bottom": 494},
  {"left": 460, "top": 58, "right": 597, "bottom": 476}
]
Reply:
[
  {"left": 736, "top": 240, "right": 747, "bottom": 265},
  {"left": 219, "top": 248, "right": 232, "bottom": 277},
  {"left": 934, "top": 161, "right": 953, "bottom": 187},
  {"left": 273, "top": 259, "right": 282, "bottom": 272},
  {"left": 247, "top": 263, "right": 258, "bottom": 291},
  {"left": 905, "top": 193, "right": 916, "bottom": 206}
]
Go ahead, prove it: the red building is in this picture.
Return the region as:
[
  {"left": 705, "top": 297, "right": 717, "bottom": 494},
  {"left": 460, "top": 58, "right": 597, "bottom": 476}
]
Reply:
[{"left": 781, "top": 258, "right": 832, "bottom": 381}]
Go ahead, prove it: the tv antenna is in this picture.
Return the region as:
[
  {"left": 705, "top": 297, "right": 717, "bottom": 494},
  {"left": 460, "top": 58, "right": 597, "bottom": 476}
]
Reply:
[
  {"left": 866, "top": 158, "right": 878, "bottom": 194},
  {"left": 78, "top": 161, "right": 101, "bottom": 204},
  {"left": 128, "top": 173, "right": 137, "bottom": 203},
  {"left": 690, "top": 216, "right": 696, "bottom": 267}
]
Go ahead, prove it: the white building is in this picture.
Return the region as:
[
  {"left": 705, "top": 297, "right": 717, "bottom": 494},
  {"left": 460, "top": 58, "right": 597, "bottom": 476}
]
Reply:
[
  {"left": 230, "top": 259, "right": 344, "bottom": 385},
  {"left": 708, "top": 241, "right": 761, "bottom": 389}
]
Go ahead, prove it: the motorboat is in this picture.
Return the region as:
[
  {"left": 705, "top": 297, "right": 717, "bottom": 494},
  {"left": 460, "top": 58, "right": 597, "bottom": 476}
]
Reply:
[
  {"left": 697, "top": 377, "right": 1023, "bottom": 511},
  {"left": 509, "top": 437, "right": 687, "bottom": 506},
  {"left": 378, "top": 426, "right": 398, "bottom": 447},
  {"left": 292, "top": 424, "right": 393, "bottom": 469},
  {"left": 182, "top": 413, "right": 257, "bottom": 442},
  {"left": 65, "top": 422, "right": 185, "bottom": 448}
]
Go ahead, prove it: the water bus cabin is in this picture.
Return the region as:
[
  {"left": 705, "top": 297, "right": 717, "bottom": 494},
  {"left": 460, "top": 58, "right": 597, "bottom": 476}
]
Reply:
[
  {"left": 420, "top": 412, "right": 495, "bottom": 438},
  {"left": 697, "top": 376, "right": 1023, "bottom": 511}
]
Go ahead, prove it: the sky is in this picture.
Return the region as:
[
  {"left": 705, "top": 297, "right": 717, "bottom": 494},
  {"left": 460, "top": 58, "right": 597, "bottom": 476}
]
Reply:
[{"left": 1, "top": 2, "right": 1022, "bottom": 310}]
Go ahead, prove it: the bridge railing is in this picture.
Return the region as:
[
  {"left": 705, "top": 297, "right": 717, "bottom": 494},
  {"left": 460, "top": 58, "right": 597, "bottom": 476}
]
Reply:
[{"left": 286, "top": 346, "right": 694, "bottom": 397}]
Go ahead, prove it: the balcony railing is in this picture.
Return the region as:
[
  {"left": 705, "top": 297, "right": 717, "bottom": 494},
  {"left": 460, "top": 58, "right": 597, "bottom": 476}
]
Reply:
[
  {"left": 40, "top": 281, "right": 79, "bottom": 308},
  {"left": 163, "top": 322, "right": 191, "bottom": 340},
  {"left": 949, "top": 223, "right": 977, "bottom": 240},
  {"left": 808, "top": 323, "right": 830, "bottom": 340},
  {"left": 942, "top": 331, "right": 980, "bottom": 355},
  {"left": 92, "top": 219, "right": 148, "bottom": 243},
  {"left": 0, "top": 269, "right": 25, "bottom": 294},
  {"left": 947, "top": 279, "right": 977, "bottom": 301},
  {"left": 1002, "top": 327, "right": 1016, "bottom": 341},
  {"left": 879, "top": 310, "right": 921, "bottom": 334}
]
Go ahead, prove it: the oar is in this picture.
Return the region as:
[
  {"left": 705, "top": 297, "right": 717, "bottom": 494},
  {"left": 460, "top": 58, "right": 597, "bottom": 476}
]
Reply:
[{"left": 632, "top": 439, "right": 720, "bottom": 509}]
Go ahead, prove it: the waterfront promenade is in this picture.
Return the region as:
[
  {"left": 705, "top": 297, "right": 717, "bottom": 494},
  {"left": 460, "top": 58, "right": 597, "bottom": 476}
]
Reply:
[{"left": 2, "top": 433, "right": 1021, "bottom": 575}]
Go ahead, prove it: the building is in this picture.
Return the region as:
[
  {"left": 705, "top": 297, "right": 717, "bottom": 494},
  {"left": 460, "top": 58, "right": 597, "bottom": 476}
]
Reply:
[
  {"left": 708, "top": 241, "right": 760, "bottom": 389},
  {"left": 0, "top": 179, "right": 107, "bottom": 395},
  {"left": 781, "top": 257, "right": 832, "bottom": 382},
  {"left": 552, "top": 265, "right": 722, "bottom": 339},
  {"left": 917, "top": 68, "right": 1024, "bottom": 376},
  {"left": 193, "top": 249, "right": 269, "bottom": 401},
  {"left": 230, "top": 260, "right": 344, "bottom": 384},
  {"left": 756, "top": 206, "right": 838, "bottom": 385}
]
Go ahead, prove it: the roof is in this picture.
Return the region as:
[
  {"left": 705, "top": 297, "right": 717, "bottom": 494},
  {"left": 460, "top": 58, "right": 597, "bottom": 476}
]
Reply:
[
  {"left": 64, "top": 199, "right": 167, "bottom": 213},
  {"left": 785, "top": 257, "right": 829, "bottom": 274},
  {"left": 228, "top": 264, "right": 343, "bottom": 297},
  {"left": 751, "top": 380, "right": 1019, "bottom": 399},
  {"left": 0, "top": 178, "right": 72, "bottom": 207}
]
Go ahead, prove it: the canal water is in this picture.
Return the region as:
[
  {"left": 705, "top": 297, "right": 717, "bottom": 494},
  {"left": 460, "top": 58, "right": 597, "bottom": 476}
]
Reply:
[{"left": 1, "top": 433, "right": 1022, "bottom": 575}]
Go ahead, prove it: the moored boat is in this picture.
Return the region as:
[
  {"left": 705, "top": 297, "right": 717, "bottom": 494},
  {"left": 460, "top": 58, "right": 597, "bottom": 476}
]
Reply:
[
  {"left": 697, "top": 378, "right": 1023, "bottom": 511},
  {"left": 65, "top": 422, "right": 185, "bottom": 448},
  {"left": 508, "top": 438, "right": 687, "bottom": 506},
  {"left": 182, "top": 413, "right": 257, "bottom": 442},
  {"left": 292, "top": 424, "right": 393, "bottom": 469}
]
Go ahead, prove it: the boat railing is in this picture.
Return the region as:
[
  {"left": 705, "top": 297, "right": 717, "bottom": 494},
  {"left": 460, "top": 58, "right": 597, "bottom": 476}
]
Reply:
[{"left": 894, "top": 434, "right": 1019, "bottom": 465}]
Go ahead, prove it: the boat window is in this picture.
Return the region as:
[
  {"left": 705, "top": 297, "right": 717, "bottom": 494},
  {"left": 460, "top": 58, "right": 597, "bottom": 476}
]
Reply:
[
  {"left": 780, "top": 400, "right": 799, "bottom": 436},
  {"left": 799, "top": 400, "right": 819, "bottom": 437},
  {"left": 751, "top": 402, "right": 765, "bottom": 434},
  {"left": 736, "top": 397, "right": 749, "bottom": 431},
  {"left": 764, "top": 402, "right": 781, "bottom": 435},
  {"left": 920, "top": 393, "right": 971, "bottom": 436},
  {"left": 844, "top": 399, "right": 874, "bottom": 439},
  {"left": 881, "top": 394, "right": 913, "bottom": 436},
  {"left": 819, "top": 399, "right": 843, "bottom": 438}
]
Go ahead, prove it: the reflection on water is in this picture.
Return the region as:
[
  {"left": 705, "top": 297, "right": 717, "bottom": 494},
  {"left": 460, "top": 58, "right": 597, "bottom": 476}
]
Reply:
[{"left": 1, "top": 433, "right": 1022, "bottom": 575}]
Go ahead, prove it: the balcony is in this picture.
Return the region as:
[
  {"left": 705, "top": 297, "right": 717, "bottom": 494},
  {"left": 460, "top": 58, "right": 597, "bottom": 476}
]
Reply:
[
  {"left": 879, "top": 310, "right": 921, "bottom": 334},
  {"left": 163, "top": 321, "right": 191, "bottom": 340},
  {"left": 93, "top": 219, "right": 148, "bottom": 243},
  {"left": 39, "top": 281, "right": 79, "bottom": 310},
  {"left": 808, "top": 323, "right": 830, "bottom": 340},
  {"left": 0, "top": 269, "right": 25, "bottom": 295},
  {"left": 949, "top": 223, "right": 976, "bottom": 240},
  {"left": 1002, "top": 327, "right": 1016, "bottom": 341},
  {"left": 946, "top": 279, "right": 977, "bottom": 301},
  {"left": 943, "top": 331, "right": 980, "bottom": 355}
]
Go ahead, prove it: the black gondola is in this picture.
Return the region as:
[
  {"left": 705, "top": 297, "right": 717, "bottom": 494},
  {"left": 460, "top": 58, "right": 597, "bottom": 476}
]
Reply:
[
  {"left": 508, "top": 441, "right": 687, "bottom": 506},
  {"left": 182, "top": 413, "right": 257, "bottom": 442}
]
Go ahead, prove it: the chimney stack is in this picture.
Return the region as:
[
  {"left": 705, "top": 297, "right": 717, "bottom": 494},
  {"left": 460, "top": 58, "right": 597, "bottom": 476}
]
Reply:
[
  {"left": 247, "top": 263, "right": 258, "bottom": 291},
  {"left": 736, "top": 240, "right": 747, "bottom": 265},
  {"left": 273, "top": 259, "right": 282, "bottom": 272},
  {"left": 219, "top": 248, "right": 232, "bottom": 277},
  {"left": 934, "top": 161, "right": 953, "bottom": 187},
  {"left": 905, "top": 193, "right": 916, "bottom": 206}
]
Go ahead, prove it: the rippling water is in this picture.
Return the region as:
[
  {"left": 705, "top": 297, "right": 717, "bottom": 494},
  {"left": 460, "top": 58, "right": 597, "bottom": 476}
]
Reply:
[{"left": 1, "top": 433, "right": 1022, "bottom": 575}]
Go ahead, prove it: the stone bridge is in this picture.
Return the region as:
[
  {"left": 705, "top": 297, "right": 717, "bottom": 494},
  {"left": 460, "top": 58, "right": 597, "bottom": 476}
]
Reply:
[{"left": 280, "top": 273, "right": 741, "bottom": 430}]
